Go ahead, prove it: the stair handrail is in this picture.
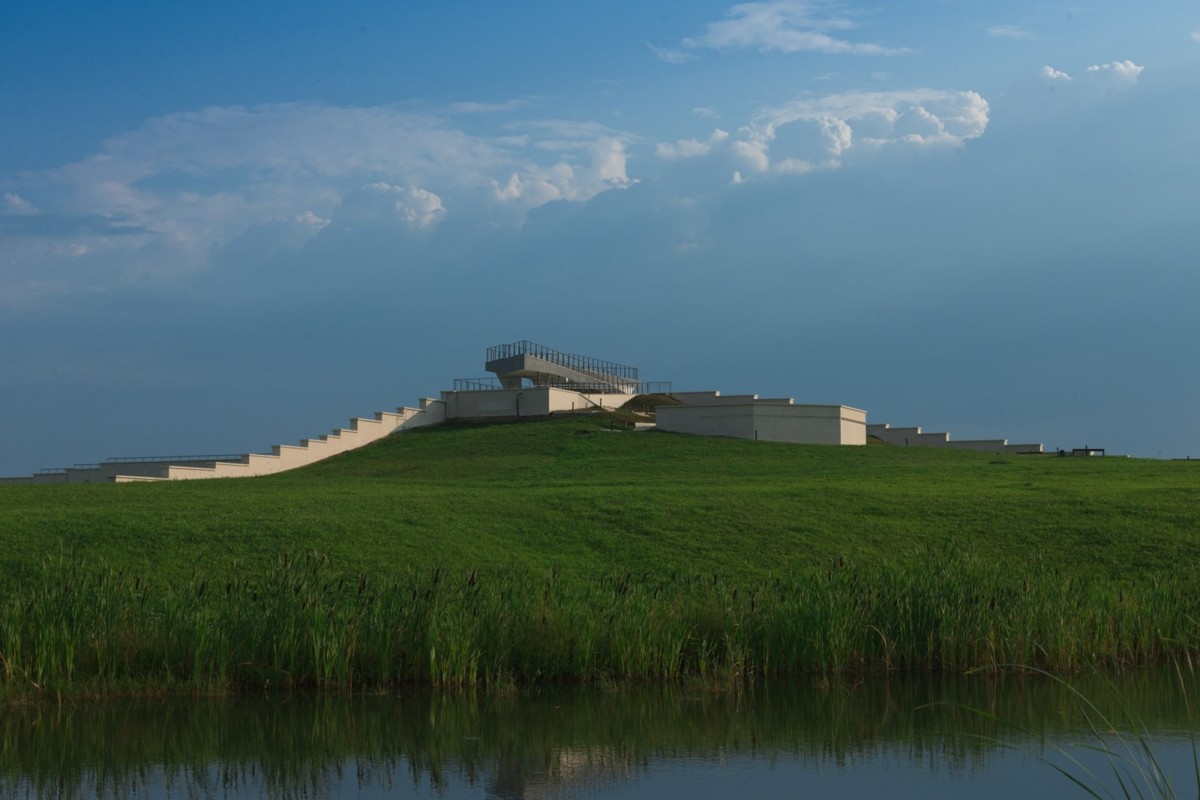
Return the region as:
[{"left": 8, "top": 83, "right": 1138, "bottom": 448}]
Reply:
[
  {"left": 102, "top": 453, "right": 248, "bottom": 464},
  {"left": 486, "top": 340, "right": 639, "bottom": 382}
]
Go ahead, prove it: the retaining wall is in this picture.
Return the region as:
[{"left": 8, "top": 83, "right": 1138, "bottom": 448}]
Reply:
[
  {"left": 869, "top": 423, "right": 1044, "bottom": 454},
  {"left": 657, "top": 403, "right": 867, "bottom": 446}
]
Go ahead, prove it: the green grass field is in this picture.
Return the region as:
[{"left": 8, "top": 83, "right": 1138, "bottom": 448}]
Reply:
[{"left": 2, "top": 415, "right": 1199, "bottom": 694}]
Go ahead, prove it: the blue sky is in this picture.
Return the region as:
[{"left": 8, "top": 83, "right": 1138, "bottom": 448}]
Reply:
[{"left": 2, "top": 0, "right": 1199, "bottom": 474}]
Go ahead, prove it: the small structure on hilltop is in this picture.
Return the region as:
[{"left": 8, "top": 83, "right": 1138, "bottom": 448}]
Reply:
[
  {"left": 454, "top": 342, "right": 867, "bottom": 445},
  {"left": 0, "top": 340, "right": 1048, "bottom": 484},
  {"left": 485, "top": 340, "right": 643, "bottom": 394},
  {"left": 448, "top": 340, "right": 670, "bottom": 420}
]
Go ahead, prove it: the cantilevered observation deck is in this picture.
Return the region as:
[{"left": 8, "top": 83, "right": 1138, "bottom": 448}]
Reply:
[{"left": 484, "top": 340, "right": 644, "bottom": 394}]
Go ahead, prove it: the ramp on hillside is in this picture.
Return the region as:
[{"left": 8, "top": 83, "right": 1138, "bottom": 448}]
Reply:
[
  {"left": 485, "top": 340, "right": 642, "bottom": 394},
  {"left": 0, "top": 398, "right": 446, "bottom": 484}
]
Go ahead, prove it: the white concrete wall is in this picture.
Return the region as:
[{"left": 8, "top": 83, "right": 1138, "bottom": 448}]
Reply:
[
  {"left": 406, "top": 399, "right": 446, "bottom": 428},
  {"left": 657, "top": 404, "right": 757, "bottom": 440},
  {"left": 657, "top": 403, "right": 866, "bottom": 446},
  {"left": 443, "top": 388, "right": 524, "bottom": 419},
  {"left": 66, "top": 460, "right": 216, "bottom": 483},
  {"left": 868, "top": 425, "right": 932, "bottom": 447},
  {"left": 870, "top": 422, "right": 1044, "bottom": 454},
  {"left": 841, "top": 413, "right": 869, "bottom": 446},
  {"left": 440, "top": 388, "right": 627, "bottom": 420}
]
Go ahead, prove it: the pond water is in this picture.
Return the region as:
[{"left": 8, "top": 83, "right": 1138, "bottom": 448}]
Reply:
[{"left": 2, "top": 671, "right": 1198, "bottom": 799}]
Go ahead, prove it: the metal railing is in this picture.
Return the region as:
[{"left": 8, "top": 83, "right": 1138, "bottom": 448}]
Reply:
[
  {"left": 455, "top": 378, "right": 672, "bottom": 395},
  {"left": 486, "top": 340, "right": 639, "bottom": 382},
  {"left": 455, "top": 378, "right": 506, "bottom": 391},
  {"left": 102, "top": 454, "right": 246, "bottom": 464}
]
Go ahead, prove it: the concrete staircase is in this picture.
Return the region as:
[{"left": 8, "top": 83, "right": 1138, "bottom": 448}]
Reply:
[
  {"left": 1, "top": 398, "right": 446, "bottom": 484},
  {"left": 868, "top": 423, "right": 1043, "bottom": 454}
]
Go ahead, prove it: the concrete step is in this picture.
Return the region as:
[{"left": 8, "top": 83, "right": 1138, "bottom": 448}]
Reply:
[{"left": 5, "top": 397, "right": 449, "bottom": 484}]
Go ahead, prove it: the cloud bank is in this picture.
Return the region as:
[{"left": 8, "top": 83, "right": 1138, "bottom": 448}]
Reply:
[
  {"left": 1, "top": 81, "right": 996, "bottom": 308},
  {"left": 677, "top": 0, "right": 908, "bottom": 57},
  {"left": 657, "top": 89, "right": 989, "bottom": 179},
  {"left": 1, "top": 102, "right": 636, "bottom": 297}
]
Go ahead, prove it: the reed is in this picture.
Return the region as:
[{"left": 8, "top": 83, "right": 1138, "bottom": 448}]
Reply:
[
  {"left": 3, "top": 549, "right": 1200, "bottom": 698},
  {"left": 952, "top": 664, "right": 1200, "bottom": 800}
]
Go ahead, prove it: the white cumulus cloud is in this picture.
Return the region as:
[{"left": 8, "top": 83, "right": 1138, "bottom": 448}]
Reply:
[
  {"left": 394, "top": 186, "right": 446, "bottom": 230},
  {"left": 293, "top": 210, "right": 330, "bottom": 228},
  {"left": 653, "top": 88, "right": 988, "bottom": 185},
  {"left": 733, "top": 89, "right": 989, "bottom": 175},
  {"left": 682, "top": 0, "right": 909, "bottom": 57},
  {"left": 588, "top": 138, "right": 632, "bottom": 187},
  {"left": 1041, "top": 65, "right": 1072, "bottom": 81},
  {"left": 732, "top": 139, "right": 772, "bottom": 173},
  {"left": 1086, "top": 60, "right": 1144, "bottom": 84},
  {"left": 490, "top": 134, "right": 634, "bottom": 207},
  {"left": 1191, "top": 28, "right": 1200, "bottom": 43},
  {"left": 656, "top": 129, "right": 730, "bottom": 160}
]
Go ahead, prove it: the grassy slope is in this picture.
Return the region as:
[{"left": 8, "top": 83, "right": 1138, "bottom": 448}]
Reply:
[{"left": 2, "top": 415, "right": 1197, "bottom": 587}]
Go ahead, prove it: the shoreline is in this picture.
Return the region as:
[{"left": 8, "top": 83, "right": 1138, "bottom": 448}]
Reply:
[{"left": 4, "top": 554, "right": 1197, "bottom": 701}]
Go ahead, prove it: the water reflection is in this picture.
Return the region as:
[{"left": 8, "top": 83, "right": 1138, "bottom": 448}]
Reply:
[{"left": 2, "top": 671, "right": 1198, "bottom": 799}]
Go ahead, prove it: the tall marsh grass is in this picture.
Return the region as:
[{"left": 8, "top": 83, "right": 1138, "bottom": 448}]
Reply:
[{"left": 3, "top": 550, "right": 1198, "bottom": 697}]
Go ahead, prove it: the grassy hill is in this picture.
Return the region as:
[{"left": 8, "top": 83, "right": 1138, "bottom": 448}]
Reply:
[
  {"left": 2, "top": 415, "right": 1197, "bottom": 585},
  {"left": 2, "top": 415, "right": 1199, "bottom": 694}
]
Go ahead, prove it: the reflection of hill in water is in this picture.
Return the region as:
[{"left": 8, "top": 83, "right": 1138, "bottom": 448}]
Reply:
[
  {"left": 489, "top": 746, "right": 632, "bottom": 800},
  {"left": 3, "top": 672, "right": 1198, "bottom": 799}
]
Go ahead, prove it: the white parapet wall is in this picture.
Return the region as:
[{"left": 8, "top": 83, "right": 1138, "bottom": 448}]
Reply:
[
  {"left": 670, "top": 391, "right": 763, "bottom": 406},
  {"left": 868, "top": 425, "right": 951, "bottom": 447},
  {"left": 441, "top": 387, "right": 629, "bottom": 420},
  {"left": 869, "top": 423, "right": 1044, "bottom": 454},
  {"left": 657, "top": 401, "right": 867, "bottom": 446}
]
